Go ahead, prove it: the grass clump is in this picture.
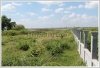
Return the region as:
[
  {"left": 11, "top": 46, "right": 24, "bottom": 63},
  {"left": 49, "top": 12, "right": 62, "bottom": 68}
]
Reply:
[
  {"left": 31, "top": 45, "right": 45, "bottom": 57},
  {"left": 18, "top": 41, "right": 30, "bottom": 51},
  {"left": 44, "top": 39, "right": 71, "bottom": 56},
  {"left": 51, "top": 46, "right": 63, "bottom": 56},
  {"left": 20, "top": 44, "right": 29, "bottom": 51}
]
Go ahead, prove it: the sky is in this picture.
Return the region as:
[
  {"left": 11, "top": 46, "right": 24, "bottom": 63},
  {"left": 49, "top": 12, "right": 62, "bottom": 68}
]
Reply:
[{"left": 1, "top": 1, "right": 99, "bottom": 28}]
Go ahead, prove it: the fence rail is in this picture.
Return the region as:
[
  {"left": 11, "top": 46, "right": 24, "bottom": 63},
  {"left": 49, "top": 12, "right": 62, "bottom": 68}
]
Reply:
[{"left": 72, "top": 28, "right": 99, "bottom": 67}]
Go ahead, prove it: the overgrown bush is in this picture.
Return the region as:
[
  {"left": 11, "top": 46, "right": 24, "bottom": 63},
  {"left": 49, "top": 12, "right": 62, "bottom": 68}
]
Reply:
[
  {"left": 2, "top": 30, "right": 30, "bottom": 36},
  {"left": 44, "top": 38, "right": 76, "bottom": 56},
  {"left": 31, "top": 49, "right": 41, "bottom": 57},
  {"left": 61, "top": 43, "right": 70, "bottom": 49},
  {"left": 18, "top": 41, "right": 29, "bottom": 51},
  {"left": 20, "top": 44, "right": 29, "bottom": 51},
  {"left": 2, "top": 30, "right": 18, "bottom": 36},
  {"left": 31, "top": 45, "right": 45, "bottom": 57},
  {"left": 44, "top": 40, "right": 64, "bottom": 56},
  {"left": 60, "top": 39, "right": 70, "bottom": 49},
  {"left": 33, "top": 39, "right": 36, "bottom": 43},
  {"left": 51, "top": 46, "right": 63, "bottom": 56}
]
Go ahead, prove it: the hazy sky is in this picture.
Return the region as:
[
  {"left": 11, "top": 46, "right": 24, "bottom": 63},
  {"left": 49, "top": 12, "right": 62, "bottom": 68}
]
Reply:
[{"left": 1, "top": 1, "right": 98, "bottom": 28}]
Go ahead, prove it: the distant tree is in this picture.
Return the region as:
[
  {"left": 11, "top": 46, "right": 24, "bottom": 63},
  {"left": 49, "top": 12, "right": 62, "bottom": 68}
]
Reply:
[
  {"left": 7, "top": 23, "right": 12, "bottom": 30},
  {"left": 11, "top": 22, "right": 16, "bottom": 27},
  {"left": 1, "top": 15, "right": 16, "bottom": 30},
  {"left": 13, "top": 25, "right": 25, "bottom": 30},
  {"left": 2, "top": 15, "right": 11, "bottom": 30}
]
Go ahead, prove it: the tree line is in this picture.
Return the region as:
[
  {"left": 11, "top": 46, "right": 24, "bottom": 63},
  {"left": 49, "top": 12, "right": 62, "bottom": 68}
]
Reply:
[{"left": 1, "top": 15, "right": 25, "bottom": 31}]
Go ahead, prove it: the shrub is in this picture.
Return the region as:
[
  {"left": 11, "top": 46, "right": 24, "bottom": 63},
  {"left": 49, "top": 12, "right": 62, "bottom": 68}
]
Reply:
[
  {"left": 2, "top": 30, "right": 18, "bottom": 36},
  {"left": 60, "top": 34, "right": 64, "bottom": 39},
  {"left": 51, "top": 46, "right": 63, "bottom": 56},
  {"left": 20, "top": 29, "right": 33, "bottom": 35},
  {"left": 46, "top": 45, "right": 52, "bottom": 51},
  {"left": 31, "top": 49, "right": 41, "bottom": 57},
  {"left": 2, "top": 41, "right": 5, "bottom": 45},
  {"left": 31, "top": 45, "right": 45, "bottom": 57},
  {"left": 2, "top": 29, "right": 30, "bottom": 36},
  {"left": 44, "top": 40, "right": 64, "bottom": 56},
  {"left": 20, "top": 44, "right": 29, "bottom": 51},
  {"left": 60, "top": 39, "right": 71, "bottom": 50},
  {"left": 33, "top": 39, "right": 36, "bottom": 43},
  {"left": 61, "top": 43, "right": 70, "bottom": 49},
  {"left": 44, "top": 37, "right": 77, "bottom": 56},
  {"left": 18, "top": 41, "right": 29, "bottom": 51}
]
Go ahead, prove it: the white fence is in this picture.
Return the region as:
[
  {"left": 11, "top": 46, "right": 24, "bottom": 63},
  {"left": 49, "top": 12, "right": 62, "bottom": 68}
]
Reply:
[{"left": 72, "top": 29, "right": 99, "bottom": 67}]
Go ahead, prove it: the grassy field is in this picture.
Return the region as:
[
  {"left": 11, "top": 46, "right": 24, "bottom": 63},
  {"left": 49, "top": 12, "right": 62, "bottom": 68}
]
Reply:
[{"left": 2, "top": 29, "right": 85, "bottom": 66}]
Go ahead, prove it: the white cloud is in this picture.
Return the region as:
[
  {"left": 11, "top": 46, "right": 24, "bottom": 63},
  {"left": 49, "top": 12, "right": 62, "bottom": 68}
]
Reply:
[
  {"left": 27, "top": 2, "right": 32, "bottom": 5},
  {"left": 55, "top": 8, "right": 64, "bottom": 13},
  {"left": 38, "top": 16, "right": 49, "bottom": 20},
  {"left": 68, "top": 13, "right": 76, "bottom": 18},
  {"left": 77, "top": 1, "right": 98, "bottom": 9},
  {"left": 66, "top": 6, "right": 77, "bottom": 10},
  {"left": 41, "top": 8, "right": 51, "bottom": 12},
  {"left": 11, "top": 2, "right": 22, "bottom": 6},
  {"left": 61, "top": 13, "right": 98, "bottom": 27},
  {"left": 59, "top": 3, "right": 64, "bottom": 7},
  {"left": 78, "top": 4, "right": 84, "bottom": 8},
  {"left": 1, "top": 2, "right": 22, "bottom": 11},
  {"left": 63, "top": 13, "right": 96, "bottom": 20},
  {"left": 1, "top": 3, "right": 16, "bottom": 11},
  {"left": 63, "top": 1, "right": 98, "bottom": 10},
  {"left": 36, "top": 1, "right": 53, "bottom": 5},
  {"left": 38, "top": 15, "right": 55, "bottom": 23},
  {"left": 64, "top": 11, "right": 70, "bottom": 14},
  {"left": 85, "top": 1, "right": 98, "bottom": 8},
  {"left": 65, "top": 1, "right": 98, "bottom": 10},
  {"left": 36, "top": 1, "right": 64, "bottom": 6}
]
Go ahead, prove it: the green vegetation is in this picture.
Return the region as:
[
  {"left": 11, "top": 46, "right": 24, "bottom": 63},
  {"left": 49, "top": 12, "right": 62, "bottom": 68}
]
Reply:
[
  {"left": 19, "top": 42, "right": 30, "bottom": 51},
  {"left": 1, "top": 15, "right": 16, "bottom": 30},
  {"left": 2, "top": 29, "right": 85, "bottom": 66},
  {"left": 1, "top": 15, "right": 25, "bottom": 31},
  {"left": 12, "top": 25, "right": 25, "bottom": 30}
]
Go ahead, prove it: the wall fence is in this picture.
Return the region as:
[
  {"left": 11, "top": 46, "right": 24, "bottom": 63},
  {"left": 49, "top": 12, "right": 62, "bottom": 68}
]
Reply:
[{"left": 72, "top": 28, "right": 99, "bottom": 67}]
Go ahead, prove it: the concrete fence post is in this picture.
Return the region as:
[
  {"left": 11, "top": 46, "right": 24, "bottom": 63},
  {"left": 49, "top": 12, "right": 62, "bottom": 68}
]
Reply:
[
  {"left": 78, "top": 30, "right": 81, "bottom": 40},
  {"left": 77, "top": 30, "right": 79, "bottom": 39},
  {"left": 80, "top": 30, "right": 82, "bottom": 43},
  {"left": 84, "top": 31, "right": 88, "bottom": 49},
  {"left": 91, "top": 32, "right": 98, "bottom": 60},
  {"left": 80, "top": 30, "right": 84, "bottom": 43},
  {"left": 78, "top": 30, "right": 82, "bottom": 54},
  {"left": 83, "top": 31, "right": 88, "bottom": 62}
]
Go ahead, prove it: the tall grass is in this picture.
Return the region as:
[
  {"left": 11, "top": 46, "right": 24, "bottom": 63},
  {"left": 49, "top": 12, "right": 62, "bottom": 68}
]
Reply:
[{"left": 2, "top": 29, "right": 85, "bottom": 66}]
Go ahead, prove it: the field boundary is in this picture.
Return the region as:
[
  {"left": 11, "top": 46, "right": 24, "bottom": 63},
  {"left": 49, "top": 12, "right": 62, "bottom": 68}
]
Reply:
[{"left": 72, "top": 29, "right": 99, "bottom": 67}]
